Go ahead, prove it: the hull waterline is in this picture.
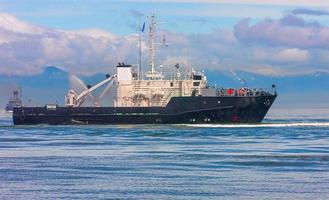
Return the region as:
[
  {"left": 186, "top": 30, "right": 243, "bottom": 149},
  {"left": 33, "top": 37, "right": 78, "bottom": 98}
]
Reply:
[{"left": 13, "top": 95, "right": 277, "bottom": 125}]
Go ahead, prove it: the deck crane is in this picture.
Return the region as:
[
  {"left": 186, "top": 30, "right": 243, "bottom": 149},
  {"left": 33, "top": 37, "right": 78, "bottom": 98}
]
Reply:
[{"left": 65, "top": 74, "right": 116, "bottom": 107}]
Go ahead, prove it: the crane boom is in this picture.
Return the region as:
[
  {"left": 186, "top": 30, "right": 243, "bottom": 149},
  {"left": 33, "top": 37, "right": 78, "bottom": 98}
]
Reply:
[
  {"left": 65, "top": 74, "right": 116, "bottom": 107},
  {"left": 76, "top": 75, "right": 116, "bottom": 101}
]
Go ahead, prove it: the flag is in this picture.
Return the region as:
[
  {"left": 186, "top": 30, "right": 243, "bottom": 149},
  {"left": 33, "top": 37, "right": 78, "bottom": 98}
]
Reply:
[{"left": 141, "top": 22, "right": 145, "bottom": 32}]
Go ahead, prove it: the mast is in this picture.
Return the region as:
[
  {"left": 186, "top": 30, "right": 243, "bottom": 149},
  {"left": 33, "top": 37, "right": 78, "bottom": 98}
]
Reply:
[
  {"left": 146, "top": 14, "right": 163, "bottom": 80},
  {"left": 138, "top": 19, "right": 142, "bottom": 80},
  {"left": 148, "top": 14, "right": 156, "bottom": 74}
]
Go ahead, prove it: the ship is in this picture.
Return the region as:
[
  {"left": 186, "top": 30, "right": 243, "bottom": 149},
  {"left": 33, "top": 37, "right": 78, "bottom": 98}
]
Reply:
[
  {"left": 13, "top": 15, "right": 277, "bottom": 125},
  {"left": 6, "top": 88, "right": 22, "bottom": 113}
]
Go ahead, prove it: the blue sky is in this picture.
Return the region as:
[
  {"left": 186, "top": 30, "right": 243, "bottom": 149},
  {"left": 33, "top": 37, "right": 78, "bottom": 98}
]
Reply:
[
  {"left": 0, "top": 0, "right": 329, "bottom": 76},
  {"left": 3, "top": 0, "right": 329, "bottom": 34}
]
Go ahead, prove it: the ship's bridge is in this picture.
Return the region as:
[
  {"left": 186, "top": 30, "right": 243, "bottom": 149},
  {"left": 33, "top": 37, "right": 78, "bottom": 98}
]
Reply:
[{"left": 115, "top": 63, "right": 207, "bottom": 107}]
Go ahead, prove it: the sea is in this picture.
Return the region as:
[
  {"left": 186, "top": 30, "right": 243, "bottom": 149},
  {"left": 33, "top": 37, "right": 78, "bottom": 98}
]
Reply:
[{"left": 0, "top": 108, "right": 328, "bottom": 200}]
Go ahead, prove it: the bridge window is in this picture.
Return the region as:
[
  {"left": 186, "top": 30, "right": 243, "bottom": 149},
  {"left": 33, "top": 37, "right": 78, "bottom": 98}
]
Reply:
[
  {"left": 193, "top": 82, "right": 200, "bottom": 86},
  {"left": 193, "top": 75, "right": 202, "bottom": 80}
]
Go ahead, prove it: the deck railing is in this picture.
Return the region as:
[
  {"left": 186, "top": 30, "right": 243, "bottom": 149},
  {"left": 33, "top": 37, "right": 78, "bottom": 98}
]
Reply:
[{"left": 215, "top": 87, "right": 275, "bottom": 97}]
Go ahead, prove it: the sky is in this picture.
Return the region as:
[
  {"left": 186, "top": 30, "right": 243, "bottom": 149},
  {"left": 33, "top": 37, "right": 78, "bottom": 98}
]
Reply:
[{"left": 0, "top": 0, "right": 329, "bottom": 76}]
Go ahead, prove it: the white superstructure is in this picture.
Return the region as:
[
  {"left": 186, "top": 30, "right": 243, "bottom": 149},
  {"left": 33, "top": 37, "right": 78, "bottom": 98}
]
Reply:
[{"left": 114, "top": 63, "right": 207, "bottom": 107}]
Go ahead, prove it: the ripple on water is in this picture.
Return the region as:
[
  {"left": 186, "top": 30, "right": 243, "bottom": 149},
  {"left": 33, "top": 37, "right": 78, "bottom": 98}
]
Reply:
[{"left": 0, "top": 114, "right": 329, "bottom": 199}]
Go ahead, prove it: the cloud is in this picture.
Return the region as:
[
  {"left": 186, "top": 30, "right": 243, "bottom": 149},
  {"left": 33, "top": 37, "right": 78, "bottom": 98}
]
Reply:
[
  {"left": 291, "top": 8, "right": 329, "bottom": 16},
  {"left": 0, "top": 13, "right": 45, "bottom": 35},
  {"left": 234, "top": 15, "right": 329, "bottom": 49},
  {"left": 0, "top": 12, "right": 328, "bottom": 77},
  {"left": 0, "top": 13, "right": 141, "bottom": 75},
  {"left": 274, "top": 48, "right": 309, "bottom": 62},
  {"left": 253, "top": 48, "right": 309, "bottom": 63}
]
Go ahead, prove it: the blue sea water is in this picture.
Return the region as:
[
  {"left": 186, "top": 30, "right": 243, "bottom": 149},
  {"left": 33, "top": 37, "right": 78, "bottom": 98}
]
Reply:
[{"left": 0, "top": 108, "right": 329, "bottom": 200}]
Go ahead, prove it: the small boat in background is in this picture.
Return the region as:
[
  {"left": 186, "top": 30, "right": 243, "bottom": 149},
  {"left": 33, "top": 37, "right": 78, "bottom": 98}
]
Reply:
[{"left": 5, "top": 88, "right": 22, "bottom": 113}]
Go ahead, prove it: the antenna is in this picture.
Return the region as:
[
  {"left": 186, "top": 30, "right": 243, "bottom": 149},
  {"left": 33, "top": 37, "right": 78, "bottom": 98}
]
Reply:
[
  {"left": 162, "top": 35, "right": 168, "bottom": 47},
  {"left": 138, "top": 19, "right": 142, "bottom": 80},
  {"left": 148, "top": 14, "right": 156, "bottom": 74},
  {"left": 229, "top": 70, "right": 247, "bottom": 86},
  {"left": 18, "top": 86, "right": 22, "bottom": 98}
]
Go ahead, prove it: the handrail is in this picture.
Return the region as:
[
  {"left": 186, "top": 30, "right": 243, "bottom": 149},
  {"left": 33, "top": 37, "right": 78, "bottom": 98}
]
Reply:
[{"left": 215, "top": 87, "right": 275, "bottom": 97}]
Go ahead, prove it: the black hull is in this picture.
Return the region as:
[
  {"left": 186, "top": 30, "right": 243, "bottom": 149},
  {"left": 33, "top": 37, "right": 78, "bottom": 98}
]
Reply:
[{"left": 13, "top": 95, "right": 277, "bottom": 125}]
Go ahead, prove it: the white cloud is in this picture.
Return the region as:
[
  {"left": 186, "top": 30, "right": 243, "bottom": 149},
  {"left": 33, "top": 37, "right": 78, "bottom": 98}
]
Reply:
[
  {"left": 0, "top": 13, "right": 46, "bottom": 35},
  {"left": 0, "top": 12, "right": 327, "bottom": 77},
  {"left": 274, "top": 48, "right": 309, "bottom": 62},
  {"left": 70, "top": 29, "right": 118, "bottom": 41},
  {"left": 245, "top": 64, "right": 288, "bottom": 76},
  {"left": 0, "top": 13, "right": 140, "bottom": 75},
  {"left": 253, "top": 48, "right": 309, "bottom": 63}
]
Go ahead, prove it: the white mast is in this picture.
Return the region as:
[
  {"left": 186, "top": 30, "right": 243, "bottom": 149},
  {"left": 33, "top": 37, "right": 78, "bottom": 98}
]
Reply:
[
  {"left": 149, "top": 14, "right": 156, "bottom": 74},
  {"left": 146, "top": 14, "right": 162, "bottom": 80},
  {"left": 138, "top": 19, "right": 142, "bottom": 80}
]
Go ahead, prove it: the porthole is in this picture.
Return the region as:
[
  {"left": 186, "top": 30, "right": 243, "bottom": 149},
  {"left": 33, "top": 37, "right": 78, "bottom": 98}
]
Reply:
[
  {"left": 204, "top": 118, "right": 210, "bottom": 122},
  {"left": 264, "top": 99, "right": 271, "bottom": 106}
]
